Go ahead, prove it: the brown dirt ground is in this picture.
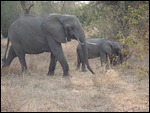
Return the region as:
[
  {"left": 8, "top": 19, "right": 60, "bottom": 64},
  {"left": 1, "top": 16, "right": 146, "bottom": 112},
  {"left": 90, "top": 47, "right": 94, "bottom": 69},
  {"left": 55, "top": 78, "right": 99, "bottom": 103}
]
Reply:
[{"left": 1, "top": 38, "right": 149, "bottom": 112}]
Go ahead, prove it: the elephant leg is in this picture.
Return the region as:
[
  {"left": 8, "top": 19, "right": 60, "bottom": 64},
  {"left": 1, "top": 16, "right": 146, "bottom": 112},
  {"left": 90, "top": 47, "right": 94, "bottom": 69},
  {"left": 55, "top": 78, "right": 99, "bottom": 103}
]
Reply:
[
  {"left": 78, "top": 49, "right": 87, "bottom": 72},
  {"left": 100, "top": 51, "right": 107, "bottom": 66},
  {"left": 110, "top": 55, "right": 118, "bottom": 66},
  {"left": 81, "top": 62, "right": 87, "bottom": 72},
  {"left": 106, "top": 54, "right": 110, "bottom": 69},
  {"left": 100, "top": 51, "right": 103, "bottom": 66},
  {"left": 76, "top": 52, "right": 81, "bottom": 70},
  {"left": 48, "top": 53, "right": 57, "bottom": 75},
  {"left": 18, "top": 54, "right": 27, "bottom": 72},
  {"left": 106, "top": 54, "right": 110, "bottom": 67},
  {"left": 99, "top": 51, "right": 108, "bottom": 72},
  {"left": 2, "top": 45, "right": 17, "bottom": 67},
  {"left": 13, "top": 45, "right": 27, "bottom": 72},
  {"left": 47, "top": 38, "right": 69, "bottom": 76}
]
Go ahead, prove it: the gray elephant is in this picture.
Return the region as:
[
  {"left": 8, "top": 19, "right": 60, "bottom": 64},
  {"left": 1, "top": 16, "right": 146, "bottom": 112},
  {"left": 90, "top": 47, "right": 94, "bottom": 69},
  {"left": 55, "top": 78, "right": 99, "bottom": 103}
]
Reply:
[
  {"left": 2, "top": 13, "right": 95, "bottom": 76},
  {"left": 76, "top": 38, "right": 123, "bottom": 71}
]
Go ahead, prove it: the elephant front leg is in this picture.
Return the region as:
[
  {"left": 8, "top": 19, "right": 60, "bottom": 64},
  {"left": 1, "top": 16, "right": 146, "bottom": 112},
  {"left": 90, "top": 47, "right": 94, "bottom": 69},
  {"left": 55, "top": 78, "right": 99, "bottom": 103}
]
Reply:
[
  {"left": 47, "top": 39, "right": 69, "bottom": 76},
  {"left": 100, "top": 51, "right": 106, "bottom": 66},
  {"left": 48, "top": 53, "right": 57, "bottom": 76}
]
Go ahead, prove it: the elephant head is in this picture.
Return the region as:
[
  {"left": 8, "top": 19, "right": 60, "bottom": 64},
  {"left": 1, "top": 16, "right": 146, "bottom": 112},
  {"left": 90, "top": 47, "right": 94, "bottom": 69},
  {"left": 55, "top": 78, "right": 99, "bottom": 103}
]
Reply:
[
  {"left": 111, "top": 42, "right": 123, "bottom": 64},
  {"left": 41, "top": 14, "right": 94, "bottom": 74}
]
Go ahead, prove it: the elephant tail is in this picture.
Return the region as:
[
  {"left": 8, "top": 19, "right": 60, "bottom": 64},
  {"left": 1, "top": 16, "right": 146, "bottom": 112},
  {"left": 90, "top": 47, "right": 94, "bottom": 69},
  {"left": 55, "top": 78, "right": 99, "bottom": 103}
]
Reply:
[{"left": 2, "top": 38, "right": 10, "bottom": 63}]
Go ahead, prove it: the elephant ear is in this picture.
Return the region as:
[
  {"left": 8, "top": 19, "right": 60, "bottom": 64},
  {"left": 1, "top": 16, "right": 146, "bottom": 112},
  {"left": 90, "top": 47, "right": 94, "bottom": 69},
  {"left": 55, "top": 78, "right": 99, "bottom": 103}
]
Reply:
[
  {"left": 41, "top": 15, "right": 67, "bottom": 43},
  {"left": 58, "top": 16, "right": 72, "bottom": 42},
  {"left": 109, "top": 42, "right": 116, "bottom": 54}
]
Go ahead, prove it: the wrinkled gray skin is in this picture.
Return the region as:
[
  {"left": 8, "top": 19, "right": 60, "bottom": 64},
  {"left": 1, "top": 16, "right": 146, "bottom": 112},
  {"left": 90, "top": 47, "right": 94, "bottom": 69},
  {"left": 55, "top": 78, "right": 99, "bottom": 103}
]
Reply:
[
  {"left": 76, "top": 38, "right": 123, "bottom": 71},
  {"left": 2, "top": 14, "right": 95, "bottom": 76}
]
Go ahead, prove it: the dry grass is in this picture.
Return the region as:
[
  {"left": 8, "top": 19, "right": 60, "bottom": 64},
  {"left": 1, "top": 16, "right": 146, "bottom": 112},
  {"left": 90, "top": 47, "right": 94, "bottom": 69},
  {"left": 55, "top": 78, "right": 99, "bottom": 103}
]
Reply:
[{"left": 1, "top": 38, "right": 149, "bottom": 112}]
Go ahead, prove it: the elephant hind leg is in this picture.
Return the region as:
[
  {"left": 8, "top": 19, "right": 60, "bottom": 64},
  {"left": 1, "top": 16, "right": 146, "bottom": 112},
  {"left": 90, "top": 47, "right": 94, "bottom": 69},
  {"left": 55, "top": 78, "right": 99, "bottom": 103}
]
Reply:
[
  {"left": 17, "top": 54, "right": 27, "bottom": 72},
  {"left": 12, "top": 45, "right": 27, "bottom": 72},
  {"left": 2, "top": 45, "right": 17, "bottom": 68}
]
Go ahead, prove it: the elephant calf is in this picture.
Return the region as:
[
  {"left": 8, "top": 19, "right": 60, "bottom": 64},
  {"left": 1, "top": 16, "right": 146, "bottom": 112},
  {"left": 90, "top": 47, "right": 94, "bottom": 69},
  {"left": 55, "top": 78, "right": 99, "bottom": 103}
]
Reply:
[{"left": 76, "top": 38, "right": 123, "bottom": 71}]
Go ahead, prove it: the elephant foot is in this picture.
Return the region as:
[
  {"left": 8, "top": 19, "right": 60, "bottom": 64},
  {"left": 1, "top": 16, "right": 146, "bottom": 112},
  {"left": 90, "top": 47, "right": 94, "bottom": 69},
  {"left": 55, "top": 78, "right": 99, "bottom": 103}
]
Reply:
[
  {"left": 47, "top": 71, "right": 55, "bottom": 76},
  {"left": 63, "top": 73, "right": 70, "bottom": 76},
  {"left": 22, "top": 67, "right": 28, "bottom": 72},
  {"left": 62, "top": 75, "right": 72, "bottom": 78},
  {"left": 62, "top": 72, "right": 72, "bottom": 78},
  {"left": 22, "top": 69, "right": 30, "bottom": 75},
  {"left": 82, "top": 69, "right": 87, "bottom": 72}
]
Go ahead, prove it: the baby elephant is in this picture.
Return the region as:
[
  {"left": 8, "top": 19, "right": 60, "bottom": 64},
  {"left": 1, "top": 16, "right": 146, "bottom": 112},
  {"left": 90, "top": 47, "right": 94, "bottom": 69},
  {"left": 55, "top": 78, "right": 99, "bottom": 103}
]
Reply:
[{"left": 76, "top": 38, "right": 123, "bottom": 71}]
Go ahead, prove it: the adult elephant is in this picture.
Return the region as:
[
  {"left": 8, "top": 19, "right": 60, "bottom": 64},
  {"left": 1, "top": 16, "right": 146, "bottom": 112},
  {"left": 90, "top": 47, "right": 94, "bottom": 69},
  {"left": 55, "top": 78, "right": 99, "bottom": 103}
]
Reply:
[
  {"left": 2, "top": 13, "right": 94, "bottom": 76},
  {"left": 76, "top": 38, "right": 123, "bottom": 71}
]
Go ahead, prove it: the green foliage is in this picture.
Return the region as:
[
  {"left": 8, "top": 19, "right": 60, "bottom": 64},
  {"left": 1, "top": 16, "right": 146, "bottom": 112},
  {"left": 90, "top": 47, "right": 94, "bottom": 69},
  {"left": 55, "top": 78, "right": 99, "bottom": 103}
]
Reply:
[
  {"left": 1, "top": 1, "right": 149, "bottom": 56},
  {"left": 118, "top": 1, "right": 149, "bottom": 58},
  {"left": 1, "top": 1, "right": 22, "bottom": 37},
  {"left": 136, "top": 65, "right": 149, "bottom": 81},
  {"left": 32, "top": 1, "right": 79, "bottom": 16}
]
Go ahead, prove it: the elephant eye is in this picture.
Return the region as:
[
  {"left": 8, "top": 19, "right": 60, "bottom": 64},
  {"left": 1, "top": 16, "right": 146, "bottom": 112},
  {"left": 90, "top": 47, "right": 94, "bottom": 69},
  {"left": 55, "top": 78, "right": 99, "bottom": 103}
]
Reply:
[{"left": 68, "top": 26, "right": 74, "bottom": 31}]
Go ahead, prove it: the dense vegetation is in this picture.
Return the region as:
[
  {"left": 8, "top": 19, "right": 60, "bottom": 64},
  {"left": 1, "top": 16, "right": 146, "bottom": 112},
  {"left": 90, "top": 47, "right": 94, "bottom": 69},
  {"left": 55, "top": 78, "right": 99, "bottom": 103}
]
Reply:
[{"left": 1, "top": 1, "right": 149, "bottom": 58}]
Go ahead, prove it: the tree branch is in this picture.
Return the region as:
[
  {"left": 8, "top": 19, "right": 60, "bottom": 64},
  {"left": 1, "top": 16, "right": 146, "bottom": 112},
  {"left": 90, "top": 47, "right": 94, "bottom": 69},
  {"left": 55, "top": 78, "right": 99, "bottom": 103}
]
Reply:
[
  {"left": 27, "top": 3, "right": 34, "bottom": 13},
  {"left": 20, "top": 1, "right": 34, "bottom": 14}
]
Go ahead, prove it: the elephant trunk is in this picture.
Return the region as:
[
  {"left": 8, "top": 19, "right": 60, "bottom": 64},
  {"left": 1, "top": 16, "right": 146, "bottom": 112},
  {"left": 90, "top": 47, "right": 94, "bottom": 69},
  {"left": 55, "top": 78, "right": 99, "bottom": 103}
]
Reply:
[
  {"left": 77, "top": 36, "right": 94, "bottom": 74},
  {"left": 74, "top": 25, "right": 94, "bottom": 74},
  {"left": 81, "top": 44, "right": 95, "bottom": 74}
]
